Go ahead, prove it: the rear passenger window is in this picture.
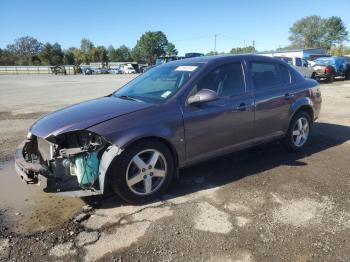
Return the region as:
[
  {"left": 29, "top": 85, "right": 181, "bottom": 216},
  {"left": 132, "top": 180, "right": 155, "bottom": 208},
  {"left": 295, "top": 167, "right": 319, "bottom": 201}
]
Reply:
[
  {"left": 279, "top": 64, "right": 291, "bottom": 84},
  {"left": 196, "top": 62, "right": 246, "bottom": 97},
  {"left": 250, "top": 62, "right": 290, "bottom": 90}
]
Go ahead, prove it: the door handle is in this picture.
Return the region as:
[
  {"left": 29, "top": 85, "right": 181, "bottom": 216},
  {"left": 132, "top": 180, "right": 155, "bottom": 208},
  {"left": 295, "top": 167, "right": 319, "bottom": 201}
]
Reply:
[
  {"left": 284, "top": 93, "right": 295, "bottom": 100},
  {"left": 234, "top": 103, "right": 247, "bottom": 111}
]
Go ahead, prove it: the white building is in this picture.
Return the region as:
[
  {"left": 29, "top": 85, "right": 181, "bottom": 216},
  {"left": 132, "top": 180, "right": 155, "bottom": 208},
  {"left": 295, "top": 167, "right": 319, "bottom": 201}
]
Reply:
[{"left": 258, "top": 48, "right": 327, "bottom": 60}]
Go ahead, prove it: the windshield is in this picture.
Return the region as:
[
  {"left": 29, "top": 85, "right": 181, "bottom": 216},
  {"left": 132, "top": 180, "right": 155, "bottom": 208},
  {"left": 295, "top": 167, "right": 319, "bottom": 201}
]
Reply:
[{"left": 114, "top": 63, "right": 203, "bottom": 103}]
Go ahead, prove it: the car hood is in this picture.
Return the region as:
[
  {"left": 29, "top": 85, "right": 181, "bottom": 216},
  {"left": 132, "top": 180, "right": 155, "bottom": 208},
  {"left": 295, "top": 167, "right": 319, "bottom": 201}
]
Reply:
[{"left": 30, "top": 96, "right": 153, "bottom": 138}]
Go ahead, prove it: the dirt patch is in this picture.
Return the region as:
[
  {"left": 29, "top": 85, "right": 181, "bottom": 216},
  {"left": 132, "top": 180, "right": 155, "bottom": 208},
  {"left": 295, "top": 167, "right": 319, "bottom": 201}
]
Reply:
[
  {"left": 49, "top": 242, "right": 77, "bottom": 258},
  {"left": 84, "top": 221, "right": 150, "bottom": 261},
  {"left": 194, "top": 202, "right": 233, "bottom": 234},
  {"left": 272, "top": 196, "right": 333, "bottom": 227}
]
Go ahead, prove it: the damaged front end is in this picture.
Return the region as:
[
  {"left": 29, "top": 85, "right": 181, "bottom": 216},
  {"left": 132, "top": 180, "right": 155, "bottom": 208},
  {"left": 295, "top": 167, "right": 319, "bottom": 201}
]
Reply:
[{"left": 14, "top": 131, "right": 120, "bottom": 196}]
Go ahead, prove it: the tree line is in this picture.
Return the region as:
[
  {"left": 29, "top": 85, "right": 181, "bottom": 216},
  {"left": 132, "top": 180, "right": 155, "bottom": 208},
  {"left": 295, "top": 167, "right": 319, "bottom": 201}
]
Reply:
[
  {"left": 0, "top": 15, "right": 348, "bottom": 67},
  {"left": 0, "top": 31, "right": 178, "bottom": 66}
]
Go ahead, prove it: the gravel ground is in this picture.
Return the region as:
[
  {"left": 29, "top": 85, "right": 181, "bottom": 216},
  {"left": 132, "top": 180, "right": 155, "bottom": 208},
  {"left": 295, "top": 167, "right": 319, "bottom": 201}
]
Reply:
[{"left": 0, "top": 75, "right": 349, "bottom": 261}]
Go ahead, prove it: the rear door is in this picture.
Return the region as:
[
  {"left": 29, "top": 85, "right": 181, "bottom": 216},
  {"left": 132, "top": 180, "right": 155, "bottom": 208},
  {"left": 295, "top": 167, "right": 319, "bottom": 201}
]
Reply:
[{"left": 248, "top": 61, "right": 293, "bottom": 140}]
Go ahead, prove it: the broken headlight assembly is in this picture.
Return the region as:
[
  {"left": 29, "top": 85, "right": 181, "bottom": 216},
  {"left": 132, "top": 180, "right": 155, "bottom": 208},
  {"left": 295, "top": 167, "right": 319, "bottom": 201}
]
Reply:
[{"left": 47, "top": 131, "right": 109, "bottom": 190}]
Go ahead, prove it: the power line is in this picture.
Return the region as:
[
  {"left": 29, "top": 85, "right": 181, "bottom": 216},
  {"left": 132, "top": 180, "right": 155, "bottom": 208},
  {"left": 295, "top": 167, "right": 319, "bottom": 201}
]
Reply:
[
  {"left": 216, "top": 34, "right": 285, "bottom": 48},
  {"left": 172, "top": 35, "right": 212, "bottom": 43}
]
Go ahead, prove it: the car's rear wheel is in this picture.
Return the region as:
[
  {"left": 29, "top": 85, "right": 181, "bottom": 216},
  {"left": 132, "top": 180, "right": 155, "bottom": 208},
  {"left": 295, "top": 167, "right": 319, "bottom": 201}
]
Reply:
[
  {"left": 327, "top": 74, "right": 335, "bottom": 83},
  {"left": 345, "top": 70, "right": 350, "bottom": 80},
  {"left": 110, "top": 140, "right": 175, "bottom": 203},
  {"left": 283, "top": 111, "right": 312, "bottom": 151}
]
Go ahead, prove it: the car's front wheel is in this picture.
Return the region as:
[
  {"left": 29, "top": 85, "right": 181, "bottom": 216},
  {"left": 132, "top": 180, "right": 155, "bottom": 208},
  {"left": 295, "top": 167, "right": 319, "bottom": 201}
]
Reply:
[
  {"left": 283, "top": 111, "right": 312, "bottom": 151},
  {"left": 110, "top": 140, "right": 175, "bottom": 203}
]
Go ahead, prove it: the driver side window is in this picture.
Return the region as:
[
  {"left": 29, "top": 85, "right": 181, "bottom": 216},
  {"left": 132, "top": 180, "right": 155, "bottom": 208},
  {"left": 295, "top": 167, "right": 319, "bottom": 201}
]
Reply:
[{"left": 195, "top": 62, "right": 246, "bottom": 97}]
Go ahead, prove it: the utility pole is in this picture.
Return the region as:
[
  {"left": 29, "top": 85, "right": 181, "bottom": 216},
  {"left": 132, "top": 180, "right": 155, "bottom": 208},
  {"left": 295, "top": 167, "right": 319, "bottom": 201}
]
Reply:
[
  {"left": 252, "top": 40, "right": 256, "bottom": 53},
  {"left": 214, "top": 34, "right": 218, "bottom": 53}
]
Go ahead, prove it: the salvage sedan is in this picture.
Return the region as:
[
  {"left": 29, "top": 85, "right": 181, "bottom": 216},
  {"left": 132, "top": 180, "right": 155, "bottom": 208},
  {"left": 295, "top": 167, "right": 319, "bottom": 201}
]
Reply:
[{"left": 15, "top": 55, "right": 322, "bottom": 203}]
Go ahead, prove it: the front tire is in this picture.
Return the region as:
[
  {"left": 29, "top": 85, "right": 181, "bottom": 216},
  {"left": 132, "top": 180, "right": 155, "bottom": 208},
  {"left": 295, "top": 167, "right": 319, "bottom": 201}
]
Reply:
[
  {"left": 283, "top": 111, "right": 312, "bottom": 152},
  {"left": 110, "top": 140, "right": 175, "bottom": 203}
]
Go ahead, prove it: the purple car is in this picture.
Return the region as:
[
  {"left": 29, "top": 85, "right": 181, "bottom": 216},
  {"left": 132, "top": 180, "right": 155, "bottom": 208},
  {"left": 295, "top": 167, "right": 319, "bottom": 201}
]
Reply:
[{"left": 15, "top": 55, "right": 322, "bottom": 203}]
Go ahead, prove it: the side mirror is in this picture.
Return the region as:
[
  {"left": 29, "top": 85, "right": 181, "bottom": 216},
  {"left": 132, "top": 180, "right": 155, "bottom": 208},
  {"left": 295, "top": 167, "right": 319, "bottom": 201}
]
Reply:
[{"left": 187, "top": 89, "right": 218, "bottom": 105}]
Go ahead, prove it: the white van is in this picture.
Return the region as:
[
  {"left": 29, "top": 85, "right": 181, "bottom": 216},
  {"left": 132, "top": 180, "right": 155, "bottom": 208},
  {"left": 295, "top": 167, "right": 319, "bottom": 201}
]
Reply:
[
  {"left": 273, "top": 56, "right": 316, "bottom": 79},
  {"left": 122, "top": 64, "right": 136, "bottom": 74}
]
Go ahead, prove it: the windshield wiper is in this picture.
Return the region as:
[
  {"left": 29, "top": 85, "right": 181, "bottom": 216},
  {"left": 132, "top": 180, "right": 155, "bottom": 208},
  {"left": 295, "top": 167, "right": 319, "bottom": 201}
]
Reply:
[{"left": 117, "top": 95, "right": 140, "bottom": 102}]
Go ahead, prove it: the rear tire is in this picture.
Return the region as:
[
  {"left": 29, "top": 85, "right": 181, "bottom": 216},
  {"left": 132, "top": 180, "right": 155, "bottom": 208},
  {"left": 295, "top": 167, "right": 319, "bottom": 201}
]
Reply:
[
  {"left": 283, "top": 111, "right": 312, "bottom": 152},
  {"left": 345, "top": 70, "right": 350, "bottom": 80},
  {"left": 327, "top": 74, "right": 335, "bottom": 83},
  {"left": 110, "top": 140, "right": 175, "bottom": 204}
]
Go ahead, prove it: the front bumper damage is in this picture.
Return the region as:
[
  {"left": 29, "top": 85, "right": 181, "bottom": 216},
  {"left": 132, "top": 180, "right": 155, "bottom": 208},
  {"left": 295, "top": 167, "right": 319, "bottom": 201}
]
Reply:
[{"left": 14, "top": 133, "right": 121, "bottom": 197}]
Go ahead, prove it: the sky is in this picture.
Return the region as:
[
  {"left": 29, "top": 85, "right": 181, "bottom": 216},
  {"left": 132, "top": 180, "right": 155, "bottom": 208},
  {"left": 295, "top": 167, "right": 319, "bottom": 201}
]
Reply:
[{"left": 0, "top": 0, "right": 349, "bottom": 55}]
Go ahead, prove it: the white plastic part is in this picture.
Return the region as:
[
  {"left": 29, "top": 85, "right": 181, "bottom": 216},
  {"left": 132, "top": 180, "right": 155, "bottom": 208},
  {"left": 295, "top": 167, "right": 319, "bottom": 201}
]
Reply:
[{"left": 98, "top": 144, "right": 121, "bottom": 194}]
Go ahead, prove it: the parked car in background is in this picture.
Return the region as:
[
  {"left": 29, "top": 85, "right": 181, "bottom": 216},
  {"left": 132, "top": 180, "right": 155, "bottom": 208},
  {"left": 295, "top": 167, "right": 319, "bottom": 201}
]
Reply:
[
  {"left": 14, "top": 55, "right": 321, "bottom": 203},
  {"left": 313, "top": 56, "right": 350, "bottom": 82},
  {"left": 123, "top": 65, "right": 136, "bottom": 74},
  {"left": 109, "top": 67, "right": 122, "bottom": 74},
  {"left": 185, "top": 53, "right": 204, "bottom": 58},
  {"left": 155, "top": 55, "right": 179, "bottom": 65},
  {"left": 139, "top": 65, "right": 148, "bottom": 73},
  {"left": 81, "top": 67, "right": 93, "bottom": 75},
  {"left": 92, "top": 68, "right": 109, "bottom": 74},
  {"left": 50, "top": 65, "right": 66, "bottom": 75},
  {"left": 274, "top": 56, "right": 316, "bottom": 79},
  {"left": 99, "top": 68, "right": 109, "bottom": 74}
]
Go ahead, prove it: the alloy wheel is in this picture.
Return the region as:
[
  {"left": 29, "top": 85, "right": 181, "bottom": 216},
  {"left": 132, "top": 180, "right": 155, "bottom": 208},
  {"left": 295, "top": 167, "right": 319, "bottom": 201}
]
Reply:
[
  {"left": 292, "top": 116, "right": 310, "bottom": 147},
  {"left": 126, "top": 149, "right": 167, "bottom": 195}
]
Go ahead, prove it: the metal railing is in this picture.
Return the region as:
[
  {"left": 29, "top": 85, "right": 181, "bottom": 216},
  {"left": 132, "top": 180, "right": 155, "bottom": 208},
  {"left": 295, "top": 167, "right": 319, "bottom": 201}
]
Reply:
[{"left": 0, "top": 65, "right": 75, "bottom": 75}]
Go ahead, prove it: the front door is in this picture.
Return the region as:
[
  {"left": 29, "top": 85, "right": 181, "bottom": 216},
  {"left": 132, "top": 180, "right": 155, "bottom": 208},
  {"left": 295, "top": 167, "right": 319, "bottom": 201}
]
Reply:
[{"left": 183, "top": 62, "right": 254, "bottom": 163}]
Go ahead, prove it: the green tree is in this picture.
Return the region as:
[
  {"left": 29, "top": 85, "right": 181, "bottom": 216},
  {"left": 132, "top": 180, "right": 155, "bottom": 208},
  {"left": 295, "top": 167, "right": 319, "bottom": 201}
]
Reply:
[
  {"left": 63, "top": 48, "right": 76, "bottom": 65},
  {"left": 0, "top": 48, "right": 16, "bottom": 65},
  {"left": 165, "top": 42, "right": 178, "bottom": 56},
  {"left": 131, "top": 45, "right": 144, "bottom": 63},
  {"left": 108, "top": 45, "right": 131, "bottom": 62},
  {"left": 133, "top": 31, "right": 168, "bottom": 64},
  {"left": 108, "top": 46, "right": 117, "bottom": 61},
  {"left": 289, "top": 15, "right": 348, "bottom": 51},
  {"left": 89, "top": 46, "right": 108, "bottom": 66},
  {"left": 230, "top": 46, "right": 256, "bottom": 54},
  {"left": 72, "top": 48, "right": 84, "bottom": 65},
  {"left": 80, "top": 38, "right": 94, "bottom": 64},
  {"left": 206, "top": 51, "right": 218, "bottom": 56},
  {"left": 40, "top": 42, "right": 64, "bottom": 65},
  {"left": 324, "top": 16, "right": 349, "bottom": 46},
  {"left": 329, "top": 45, "right": 350, "bottom": 56},
  {"left": 6, "top": 36, "right": 43, "bottom": 65}
]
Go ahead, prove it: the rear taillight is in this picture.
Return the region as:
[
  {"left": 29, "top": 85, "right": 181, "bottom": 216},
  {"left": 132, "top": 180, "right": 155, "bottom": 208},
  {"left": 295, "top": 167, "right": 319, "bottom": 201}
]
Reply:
[{"left": 325, "top": 66, "right": 333, "bottom": 74}]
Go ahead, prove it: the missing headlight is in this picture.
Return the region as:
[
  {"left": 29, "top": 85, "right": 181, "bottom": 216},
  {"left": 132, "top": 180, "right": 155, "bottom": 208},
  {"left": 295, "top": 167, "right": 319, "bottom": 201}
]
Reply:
[{"left": 52, "top": 131, "right": 109, "bottom": 189}]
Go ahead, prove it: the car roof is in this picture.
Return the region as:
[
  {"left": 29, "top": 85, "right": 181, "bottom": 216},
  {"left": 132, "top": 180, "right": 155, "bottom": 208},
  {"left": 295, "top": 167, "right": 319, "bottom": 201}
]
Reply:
[{"left": 167, "top": 54, "right": 281, "bottom": 65}]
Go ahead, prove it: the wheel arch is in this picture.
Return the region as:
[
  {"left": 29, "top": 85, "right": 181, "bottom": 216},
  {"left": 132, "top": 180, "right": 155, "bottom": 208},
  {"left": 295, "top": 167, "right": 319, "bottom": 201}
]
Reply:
[
  {"left": 122, "top": 136, "right": 180, "bottom": 167},
  {"left": 285, "top": 98, "right": 314, "bottom": 132},
  {"left": 102, "top": 136, "right": 180, "bottom": 191}
]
